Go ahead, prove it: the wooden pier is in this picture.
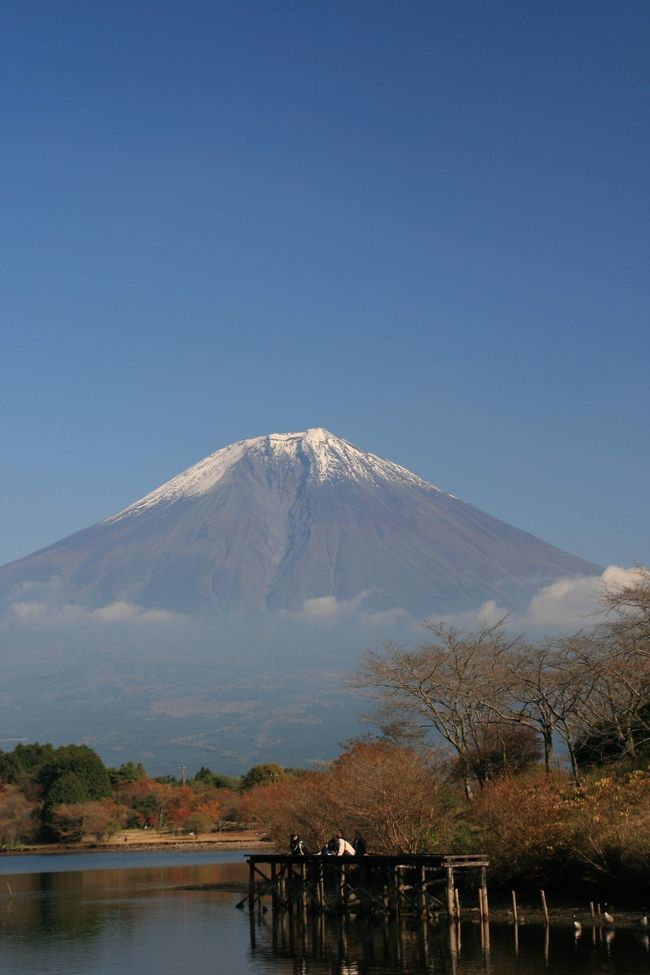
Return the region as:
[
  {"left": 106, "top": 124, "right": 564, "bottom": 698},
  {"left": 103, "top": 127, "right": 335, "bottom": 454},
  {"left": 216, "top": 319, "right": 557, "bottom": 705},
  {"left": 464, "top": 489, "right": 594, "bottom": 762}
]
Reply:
[{"left": 242, "top": 853, "right": 489, "bottom": 919}]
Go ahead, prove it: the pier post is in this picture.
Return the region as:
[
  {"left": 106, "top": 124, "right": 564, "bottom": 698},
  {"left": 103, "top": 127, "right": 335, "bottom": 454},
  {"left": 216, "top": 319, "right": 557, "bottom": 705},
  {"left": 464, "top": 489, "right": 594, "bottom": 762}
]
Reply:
[
  {"left": 248, "top": 861, "right": 255, "bottom": 914},
  {"left": 389, "top": 865, "right": 400, "bottom": 916},
  {"left": 286, "top": 862, "right": 294, "bottom": 916},
  {"left": 480, "top": 866, "right": 489, "bottom": 919},
  {"left": 336, "top": 861, "right": 345, "bottom": 913},
  {"left": 271, "top": 861, "right": 278, "bottom": 912},
  {"left": 316, "top": 860, "right": 324, "bottom": 913},
  {"left": 540, "top": 889, "right": 549, "bottom": 926},
  {"left": 446, "top": 866, "right": 455, "bottom": 918},
  {"left": 300, "top": 861, "right": 308, "bottom": 921},
  {"left": 418, "top": 865, "right": 427, "bottom": 917}
]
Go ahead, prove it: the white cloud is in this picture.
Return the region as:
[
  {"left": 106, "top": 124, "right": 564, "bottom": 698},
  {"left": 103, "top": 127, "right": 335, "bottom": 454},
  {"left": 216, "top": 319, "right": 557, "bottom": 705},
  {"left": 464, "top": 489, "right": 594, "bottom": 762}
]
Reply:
[
  {"left": 522, "top": 564, "right": 643, "bottom": 630},
  {"left": 301, "top": 593, "right": 370, "bottom": 619},
  {"left": 91, "top": 601, "right": 178, "bottom": 623},
  {"left": 298, "top": 591, "right": 410, "bottom": 628},
  {"left": 288, "top": 569, "right": 647, "bottom": 637},
  {"left": 6, "top": 565, "right": 644, "bottom": 638},
  {"left": 438, "top": 565, "right": 645, "bottom": 635},
  {"left": 10, "top": 599, "right": 181, "bottom": 626}
]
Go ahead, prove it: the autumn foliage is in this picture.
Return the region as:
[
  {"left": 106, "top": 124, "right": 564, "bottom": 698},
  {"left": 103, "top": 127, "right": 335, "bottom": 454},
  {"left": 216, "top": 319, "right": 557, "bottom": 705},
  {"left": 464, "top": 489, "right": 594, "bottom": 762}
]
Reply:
[
  {"left": 473, "top": 766, "right": 650, "bottom": 888},
  {"left": 0, "top": 747, "right": 243, "bottom": 846},
  {"left": 239, "top": 739, "right": 455, "bottom": 854}
]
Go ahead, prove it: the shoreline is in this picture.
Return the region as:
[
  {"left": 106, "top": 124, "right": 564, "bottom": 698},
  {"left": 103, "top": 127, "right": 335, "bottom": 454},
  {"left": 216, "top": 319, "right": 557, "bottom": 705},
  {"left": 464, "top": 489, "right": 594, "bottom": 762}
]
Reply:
[{"left": 1, "top": 829, "right": 273, "bottom": 857}]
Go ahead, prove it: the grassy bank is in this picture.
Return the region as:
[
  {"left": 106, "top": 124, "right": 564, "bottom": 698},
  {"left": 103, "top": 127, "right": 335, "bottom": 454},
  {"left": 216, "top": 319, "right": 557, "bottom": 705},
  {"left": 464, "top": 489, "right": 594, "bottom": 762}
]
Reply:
[{"left": 1, "top": 827, "right": 271, "bottom": 856}]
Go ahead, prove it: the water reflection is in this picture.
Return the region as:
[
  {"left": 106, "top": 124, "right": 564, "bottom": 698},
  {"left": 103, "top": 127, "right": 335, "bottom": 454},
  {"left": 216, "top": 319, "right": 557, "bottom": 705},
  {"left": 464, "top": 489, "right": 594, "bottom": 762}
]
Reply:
[
  {"left": 249, "top": 911, "right": 650, "bottom": 975},
  {"left": 3, "top": 872, "right": 132, "bottom": 947},
  {"left": 2, "top": 854, "right": 650, "bottom": 975},
  {"left": 0, "top": 856, "right": 252, "bottom": 975}
]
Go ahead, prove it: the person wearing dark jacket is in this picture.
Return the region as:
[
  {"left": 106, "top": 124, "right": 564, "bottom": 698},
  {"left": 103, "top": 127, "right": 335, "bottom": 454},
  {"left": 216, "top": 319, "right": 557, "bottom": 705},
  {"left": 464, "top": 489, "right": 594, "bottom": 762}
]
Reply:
[{"left": 353, "top": 832, "right": 367, "bottom": 855}]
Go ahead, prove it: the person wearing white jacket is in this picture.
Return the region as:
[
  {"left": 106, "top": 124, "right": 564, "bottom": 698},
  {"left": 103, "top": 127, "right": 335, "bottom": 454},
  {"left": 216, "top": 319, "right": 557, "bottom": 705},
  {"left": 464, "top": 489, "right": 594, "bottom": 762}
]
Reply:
[{"left": 334, "top": 830, "right": 355, "bottom": 855}]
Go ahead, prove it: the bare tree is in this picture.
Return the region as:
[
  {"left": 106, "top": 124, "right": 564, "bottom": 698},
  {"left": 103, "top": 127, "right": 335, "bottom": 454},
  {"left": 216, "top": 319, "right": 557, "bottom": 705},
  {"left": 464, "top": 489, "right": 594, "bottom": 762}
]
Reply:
[
  {"left": 508, "top": 640, "right": 604, "bottom": 784},
  {"left": 571, "top": 633, "right": 650, "bottom": 763},
  {"left": 471, "top": 641, "right": 558, "bottom": 775},
  {"left": 354, "top": 620, "right": 519, "bottom": 802},
  {"left": 468, "top": 633, "right": 621, "bottom": 785},
  {"left": 353, "top": 569, "right": 650, "bottom": 792},
  {"left": 459, "top": 722, "right": 542, "bottom": 785},
  {"left": 600, "top": 566, "right": 650, "bottom": 655},
  {"left": 568, "top": 568, "right": 650, "bottom": 763}
]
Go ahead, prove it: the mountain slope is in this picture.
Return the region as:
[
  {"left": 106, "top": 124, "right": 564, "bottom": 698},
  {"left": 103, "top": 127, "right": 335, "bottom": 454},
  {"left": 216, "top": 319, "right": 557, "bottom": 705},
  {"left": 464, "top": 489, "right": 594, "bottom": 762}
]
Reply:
[{"left": 0, "top": 428, "right": 599, "bottom": 616}]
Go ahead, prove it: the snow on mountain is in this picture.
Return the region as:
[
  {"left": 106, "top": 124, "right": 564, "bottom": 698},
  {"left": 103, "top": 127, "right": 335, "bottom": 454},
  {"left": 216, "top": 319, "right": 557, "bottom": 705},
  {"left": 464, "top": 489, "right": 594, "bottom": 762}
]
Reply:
[
  {"left": 0, "top": 427, "right": 600, "bottom": 617},
  {"left": 106, "top": 428, "right": 450, "bottom": 523}
]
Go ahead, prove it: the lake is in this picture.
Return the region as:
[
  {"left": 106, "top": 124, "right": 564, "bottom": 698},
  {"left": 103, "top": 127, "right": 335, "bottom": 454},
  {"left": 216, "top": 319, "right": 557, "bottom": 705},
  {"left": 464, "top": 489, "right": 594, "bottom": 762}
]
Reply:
[{"left": 0, "top": 851, "right": 648, "bottom": 974}]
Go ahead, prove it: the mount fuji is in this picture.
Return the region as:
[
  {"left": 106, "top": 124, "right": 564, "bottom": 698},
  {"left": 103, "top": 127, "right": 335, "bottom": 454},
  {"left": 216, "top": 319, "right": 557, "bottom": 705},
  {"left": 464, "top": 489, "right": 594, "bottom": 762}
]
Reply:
[
  {"left": 0, "top": 427, "right": 598, "bottom": 617},
  {"left": 0, "top": 428, "right": 601, "bottom": 772}
]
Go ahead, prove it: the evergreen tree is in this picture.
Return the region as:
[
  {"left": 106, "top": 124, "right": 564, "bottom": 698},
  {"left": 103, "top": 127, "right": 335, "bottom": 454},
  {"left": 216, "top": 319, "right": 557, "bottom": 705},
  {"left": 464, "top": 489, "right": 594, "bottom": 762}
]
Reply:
[{"left": 38, "top": 744, "right": 111, "bottom": 806}]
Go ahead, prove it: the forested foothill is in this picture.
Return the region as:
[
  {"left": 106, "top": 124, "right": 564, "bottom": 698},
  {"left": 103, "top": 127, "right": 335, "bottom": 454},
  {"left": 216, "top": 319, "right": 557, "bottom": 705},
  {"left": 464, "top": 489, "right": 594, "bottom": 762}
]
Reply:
[{"left": 1, "top": 569, "right": 648, "bottom": 897}]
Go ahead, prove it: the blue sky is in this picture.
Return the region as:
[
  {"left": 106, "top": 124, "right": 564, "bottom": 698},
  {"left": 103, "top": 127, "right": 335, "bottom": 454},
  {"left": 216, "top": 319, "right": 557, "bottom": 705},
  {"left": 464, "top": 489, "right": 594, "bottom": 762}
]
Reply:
[{"left": 1, "top": 0, "right": 648, "bottom": 569}]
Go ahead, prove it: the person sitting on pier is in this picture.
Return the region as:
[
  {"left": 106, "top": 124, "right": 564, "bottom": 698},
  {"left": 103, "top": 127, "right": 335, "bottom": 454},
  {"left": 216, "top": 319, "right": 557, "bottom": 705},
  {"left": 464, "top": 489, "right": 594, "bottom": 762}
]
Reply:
[
  {"left": 333, "top": 830, "right": 356, "bottom": 856},
  {"left": 289, "top": 833, "right": 310, "bottom": 855},
  {"left": 353, "top": 831, "right": 367, "bottom": 855}
]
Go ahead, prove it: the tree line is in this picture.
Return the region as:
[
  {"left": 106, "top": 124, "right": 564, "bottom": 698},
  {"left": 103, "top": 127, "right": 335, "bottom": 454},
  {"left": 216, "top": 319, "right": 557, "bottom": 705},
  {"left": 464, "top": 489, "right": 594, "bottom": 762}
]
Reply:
[{"left": 0, "top": 744, "right": 302, "bottom": 847}]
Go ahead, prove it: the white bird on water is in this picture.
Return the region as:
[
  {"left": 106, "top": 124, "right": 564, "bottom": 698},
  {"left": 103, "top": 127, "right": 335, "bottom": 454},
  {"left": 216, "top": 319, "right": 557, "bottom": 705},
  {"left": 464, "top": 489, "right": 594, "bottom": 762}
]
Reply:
[{"left": 573, "top": 914, "right": 582, "bottom": 941}]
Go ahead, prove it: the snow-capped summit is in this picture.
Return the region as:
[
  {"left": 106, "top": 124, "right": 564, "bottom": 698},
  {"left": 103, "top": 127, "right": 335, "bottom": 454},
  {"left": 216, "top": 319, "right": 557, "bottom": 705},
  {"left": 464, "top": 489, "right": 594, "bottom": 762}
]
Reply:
[
  {"left": 107, "top": 428, "right": 446, "bottom": 523},
  {"left": 0, "top": 428, "right": 600, "bottom": 616}
]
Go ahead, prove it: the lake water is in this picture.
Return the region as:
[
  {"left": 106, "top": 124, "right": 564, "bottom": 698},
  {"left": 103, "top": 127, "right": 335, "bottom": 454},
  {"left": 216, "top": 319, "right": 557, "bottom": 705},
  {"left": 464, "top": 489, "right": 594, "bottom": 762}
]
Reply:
[{"left": 1, "top": 851, "right": 648, "bottom": 974}]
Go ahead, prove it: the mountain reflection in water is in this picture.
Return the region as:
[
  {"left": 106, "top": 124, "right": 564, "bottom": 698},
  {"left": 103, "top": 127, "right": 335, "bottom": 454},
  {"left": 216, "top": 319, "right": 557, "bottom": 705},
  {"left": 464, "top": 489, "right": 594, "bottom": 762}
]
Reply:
[{"left": 0, "top": 854, "right": 649, "bottom": 975}]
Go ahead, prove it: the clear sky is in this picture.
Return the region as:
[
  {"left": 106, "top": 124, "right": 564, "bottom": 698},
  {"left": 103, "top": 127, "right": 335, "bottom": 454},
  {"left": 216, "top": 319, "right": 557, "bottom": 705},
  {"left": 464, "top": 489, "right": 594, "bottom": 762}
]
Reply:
[{"left": 1, "top": 0, "right": 648, "bottom": 569}]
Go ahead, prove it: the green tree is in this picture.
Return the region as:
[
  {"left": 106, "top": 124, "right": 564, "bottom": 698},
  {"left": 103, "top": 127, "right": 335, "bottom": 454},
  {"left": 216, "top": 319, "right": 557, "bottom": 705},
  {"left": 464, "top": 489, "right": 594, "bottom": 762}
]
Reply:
[
  {"left": 39, "top": 745, "right": 111, "bottom": 808},
  {"left": 241, "top": 764, "right": 286, "bottom": 790},
  {"left": 193, "top": 767, "right": 240, "bottom": 790},
  {"left": 0, "top": 742, "right": 56, "bottom": 784},
  {"left": 45, "top": 772, "right": 89, "bottom": 807},
  {"left": 108, "top": 762, "right": 147, "bottom": 787}
]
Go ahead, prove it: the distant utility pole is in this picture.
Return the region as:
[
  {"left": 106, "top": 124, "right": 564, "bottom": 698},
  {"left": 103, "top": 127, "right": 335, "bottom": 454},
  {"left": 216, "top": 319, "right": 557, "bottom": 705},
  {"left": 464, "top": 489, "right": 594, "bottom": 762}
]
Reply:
[{"left": 178, "top": 765, "right": 187, "bottom": 786}]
